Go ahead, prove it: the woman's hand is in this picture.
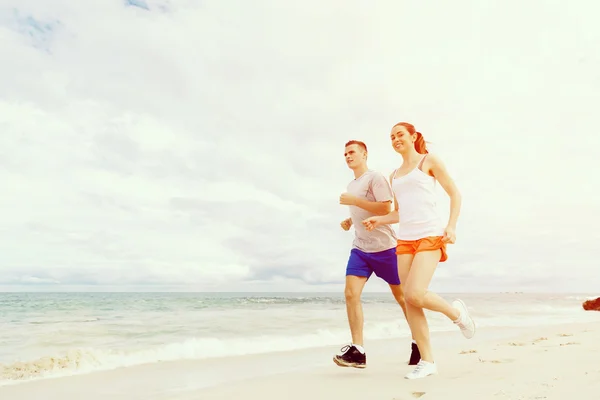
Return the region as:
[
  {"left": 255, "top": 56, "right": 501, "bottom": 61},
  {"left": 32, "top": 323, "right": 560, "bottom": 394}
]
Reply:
[
  {"left": 362, "top": 216, "right": 383, "bottom": 231},
  {"left": 443, "top": 225, "right": 456, "bottom": 243}
]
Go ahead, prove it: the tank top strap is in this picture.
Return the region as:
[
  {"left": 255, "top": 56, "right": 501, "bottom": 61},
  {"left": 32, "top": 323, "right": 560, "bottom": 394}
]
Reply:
[
  {"left": 389, "top": 168, "right": 398, "bottom": 185},
  {"left": 417, "top": 154, "right": 428, "bottom": 171}
]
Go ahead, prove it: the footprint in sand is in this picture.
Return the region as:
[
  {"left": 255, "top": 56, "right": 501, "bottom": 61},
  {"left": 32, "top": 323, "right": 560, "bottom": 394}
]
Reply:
[
  {"left": 478, "top": 357, "right": 514, "bottom": 364},
  {"left": 533, "top": 337, "right": 548, "bottom": 343},
  {"left": 393, "top": 392, "right": 426, "bottom": 400},
  {"left": 558, "top": 333, "right": 573, "bottom": 337},
  {"left": 508, "top": 342, "right": 527, "bottom": 346},
  {"left": 559, "top": 342, "right": 580, "bottom": 346},
  {"left": 459, "top": 349, "right": 478, "bottom": 354}
]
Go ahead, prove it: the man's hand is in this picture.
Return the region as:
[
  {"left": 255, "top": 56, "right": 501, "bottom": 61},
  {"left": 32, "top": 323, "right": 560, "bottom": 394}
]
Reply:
[
  {"left": 339, "top": 192, "right": 358, "bottom": 206},
  {"left": 340, "top": 218, "right": 353, "bottom": 231}
]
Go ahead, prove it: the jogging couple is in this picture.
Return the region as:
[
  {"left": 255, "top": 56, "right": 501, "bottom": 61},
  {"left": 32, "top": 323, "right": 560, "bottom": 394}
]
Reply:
[{"left": 333, "top": 122, "right": 476, "bottom": 380}]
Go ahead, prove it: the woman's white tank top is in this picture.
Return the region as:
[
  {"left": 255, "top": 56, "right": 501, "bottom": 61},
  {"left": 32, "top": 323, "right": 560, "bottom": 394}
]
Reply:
[{"left": 391, "top": 155, "right": 445, "bottom": 240}]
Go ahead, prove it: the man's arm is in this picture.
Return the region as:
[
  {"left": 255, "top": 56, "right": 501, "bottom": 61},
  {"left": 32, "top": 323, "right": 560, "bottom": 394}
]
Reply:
[
  {"left": 342, "top": 173, "right": 393, "bottom": 215},
  {"left": 339, "top": 194, "right": 389, "bottom": 214},
  {"left": 361, "top": 171, "right": 399, "bottom": 229},
  {"left": 339, "top": 193, "right": 391, "bottom": 215},
  {"left": 352, "top": 198, "right": 391, "bottom": 215},
  {"left": 367, "top": 172, "right": 395, "bottom": 215}
]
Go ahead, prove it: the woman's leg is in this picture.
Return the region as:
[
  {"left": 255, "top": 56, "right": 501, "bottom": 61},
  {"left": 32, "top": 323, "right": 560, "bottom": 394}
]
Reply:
[
  {"left": 402, "top": 249, "right": 444, "bottom": 363},
  {"left": 398, "top": 252, "right": 439, "bottom": 379},
  {"left": 405, "top": 249, "right": 475, "bottom": 339},
  {"left": 405, "top": 250, "right": 460, "bottom": 321},
  {"left": 397, "top": 254, "right": 426, "bottom": 362},
  {"left": 396, "top": 254, "right": 414, "bottom": 294}
]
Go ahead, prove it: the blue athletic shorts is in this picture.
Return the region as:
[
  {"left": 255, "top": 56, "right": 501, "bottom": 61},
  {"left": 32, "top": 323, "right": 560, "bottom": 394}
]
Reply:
[{"left": 345, "top": 247, "right": 400, "bottom": 285}]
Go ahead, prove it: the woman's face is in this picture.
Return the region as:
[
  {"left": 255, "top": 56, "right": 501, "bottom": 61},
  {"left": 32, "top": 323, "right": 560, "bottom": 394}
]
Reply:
[{"left": 390, "top": 125, "right": 413, "bottom": 154}]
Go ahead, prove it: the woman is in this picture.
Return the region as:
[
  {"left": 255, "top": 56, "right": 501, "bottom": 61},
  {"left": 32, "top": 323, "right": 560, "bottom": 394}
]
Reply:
[{"left": 362, "top": 122, "right": 475, "bottom": 380}]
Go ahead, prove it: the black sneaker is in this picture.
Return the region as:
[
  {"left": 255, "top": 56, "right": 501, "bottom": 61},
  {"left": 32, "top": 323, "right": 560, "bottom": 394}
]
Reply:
[
  {"left": 408, "top": 342, "right": 421, "bottom": 365},
  {"left": 333, "top": 345, "right": 366, "bottom": 368}
]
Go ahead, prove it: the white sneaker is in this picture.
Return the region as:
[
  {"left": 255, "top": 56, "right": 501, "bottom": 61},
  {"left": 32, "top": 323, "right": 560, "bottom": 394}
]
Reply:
[
  {"left": 452, "top": 299, "right": 476, "bottom": 339},
  {"left": 404, "top": 360, "right": 438, "bottom": 379}
]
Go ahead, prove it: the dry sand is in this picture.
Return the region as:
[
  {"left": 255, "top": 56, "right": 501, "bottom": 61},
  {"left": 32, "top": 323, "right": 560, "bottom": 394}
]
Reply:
[
  {"left": 1, "top": 321, "right": 599, "bottom": 400},
  {"left": 195, "top": 322, "right": 600, "bottom": 400}
]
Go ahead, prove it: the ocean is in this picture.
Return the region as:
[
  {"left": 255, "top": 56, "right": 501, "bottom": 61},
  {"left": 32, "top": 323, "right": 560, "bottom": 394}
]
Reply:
[{"left": 0, "top": 292, "right": 597, "bottom": 389}]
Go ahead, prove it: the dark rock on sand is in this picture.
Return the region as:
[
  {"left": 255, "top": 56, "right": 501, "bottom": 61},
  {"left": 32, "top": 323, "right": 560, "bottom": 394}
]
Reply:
[{"left": 582, "top": 297, "right": 600, "bottom": 311}]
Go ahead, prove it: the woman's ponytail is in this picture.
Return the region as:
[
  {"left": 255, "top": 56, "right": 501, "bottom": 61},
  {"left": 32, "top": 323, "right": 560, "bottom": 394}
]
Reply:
[{"left": 415, "top": 131, "right": 428, "bottom": 154}]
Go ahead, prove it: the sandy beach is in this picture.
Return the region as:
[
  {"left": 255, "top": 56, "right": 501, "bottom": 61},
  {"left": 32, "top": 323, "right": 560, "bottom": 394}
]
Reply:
[
  {"left": 2, "top": 319, "right": 599, "bottom": 400},
  {"left": 194, "top": 322, "right": 600, "bottom": 400}
]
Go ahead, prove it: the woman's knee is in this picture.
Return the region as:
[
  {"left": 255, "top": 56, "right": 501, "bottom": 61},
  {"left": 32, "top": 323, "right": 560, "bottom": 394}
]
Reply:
[{"left": 405, "top": 288, "right": 426, "bottom": 308}]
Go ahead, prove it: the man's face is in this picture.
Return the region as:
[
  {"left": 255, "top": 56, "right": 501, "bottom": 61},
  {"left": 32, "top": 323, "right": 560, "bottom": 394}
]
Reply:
[{"left": 344, "top": 144, "right": 366, "bottom": 169}]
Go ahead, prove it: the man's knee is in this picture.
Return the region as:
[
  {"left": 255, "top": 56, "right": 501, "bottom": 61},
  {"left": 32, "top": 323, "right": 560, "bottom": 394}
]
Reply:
[
  {"left": 344, "top": 277, "right": 365, "bottom": 303},
  {"left": 389, "top": 285, "right": 406, "bottom": 305},
  {"left": 344, "top": 287, "right": 362, "bottom": 303}
]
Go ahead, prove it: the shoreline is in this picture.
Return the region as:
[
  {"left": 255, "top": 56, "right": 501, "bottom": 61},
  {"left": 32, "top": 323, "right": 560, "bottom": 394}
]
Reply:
[
  {"left": 2, "top": 320, "right": 599, "bottom": 399},
  {"left": 0, "top": 322, "right": 576, "bottom": 387}
]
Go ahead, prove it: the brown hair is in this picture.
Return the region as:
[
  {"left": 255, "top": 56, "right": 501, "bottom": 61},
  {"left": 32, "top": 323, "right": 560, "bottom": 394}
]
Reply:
[
  {"left": 344, "top": 140, "right": 367, "bottom": 152},
  {"left": 392, "top": 122, "right": 428, "bottom": 154}
]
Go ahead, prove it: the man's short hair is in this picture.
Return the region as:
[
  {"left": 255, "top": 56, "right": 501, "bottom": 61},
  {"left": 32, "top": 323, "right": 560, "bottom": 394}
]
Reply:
[{"left": 344, "top": 140, "right": 367, "bottom": 152}]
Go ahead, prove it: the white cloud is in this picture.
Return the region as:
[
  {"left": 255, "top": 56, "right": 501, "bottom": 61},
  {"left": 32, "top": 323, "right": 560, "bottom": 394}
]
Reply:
[{"left": 1, "top": 0, "right": 599, "bottom": 292}]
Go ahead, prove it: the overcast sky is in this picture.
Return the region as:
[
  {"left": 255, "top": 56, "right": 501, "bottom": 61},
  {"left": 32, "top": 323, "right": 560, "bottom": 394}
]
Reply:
[{"left": 1, "top": 0, "right": 599, "bottom": 293}]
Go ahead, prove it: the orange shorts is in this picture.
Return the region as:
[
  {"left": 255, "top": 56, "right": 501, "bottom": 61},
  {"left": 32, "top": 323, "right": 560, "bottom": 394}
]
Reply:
[{"left": 395, "top": 236, "right": 448, "bottom": 262}]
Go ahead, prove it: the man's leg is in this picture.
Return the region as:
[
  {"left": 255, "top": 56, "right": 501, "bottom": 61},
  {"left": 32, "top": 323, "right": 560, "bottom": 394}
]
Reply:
[
  {"left": 345, "top": 274, "right": 368, "bottom": 346},
  {"left": 388, "top": 283, "right": 408, "bottom": 320},
  {"left": 388, "top": 283, "right": 421, "bottom": 365},
  {"left": 333, "top": 249, "right": 371, "bottom": 368}
]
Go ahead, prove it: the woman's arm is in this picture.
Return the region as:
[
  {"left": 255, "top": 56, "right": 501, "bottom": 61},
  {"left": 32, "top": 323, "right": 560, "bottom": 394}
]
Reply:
[
  {"left": 380, "top": 169, "right": 401, "bottom": 224},
  {"left": 376, "top": 210, "right": 399, "bottom": 225},
  {"left": 428, "top": 154, "right": 462, "bottom": 229}
]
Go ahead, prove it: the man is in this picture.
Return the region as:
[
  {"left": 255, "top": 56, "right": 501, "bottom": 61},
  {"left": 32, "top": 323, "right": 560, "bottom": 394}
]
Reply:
[{"left": 333, "top": 140, "right": 420, "bottom": 369}]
